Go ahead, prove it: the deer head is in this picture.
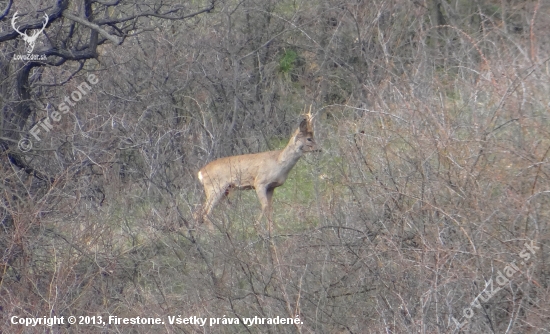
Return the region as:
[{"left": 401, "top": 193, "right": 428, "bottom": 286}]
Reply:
[
  {"left": 290, "top": 105, "right": 319, "bottom": 154},
  {"left": 12, "top": 12, "right": 49, "bottom": 54}
]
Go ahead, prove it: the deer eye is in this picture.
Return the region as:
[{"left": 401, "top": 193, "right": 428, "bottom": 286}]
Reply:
[{"left": 307, "top": 138, "right": 312, "bottom": 142}]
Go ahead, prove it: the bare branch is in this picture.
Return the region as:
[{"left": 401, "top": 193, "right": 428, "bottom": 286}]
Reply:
[
  {"left": 0, "top": 0, "right": 68, "bottom": 43},
  {"left": 93, "top": 1, "right": 216, "bottom": 25},
  {"left": 62, "top": 11, "right": 123, "bottom": 45},
  {"left": 91, "top": 0, "right": 120, "bottom": 5},
  {"left": 0, "top": 0, "right": 12, "bottom": 20}
]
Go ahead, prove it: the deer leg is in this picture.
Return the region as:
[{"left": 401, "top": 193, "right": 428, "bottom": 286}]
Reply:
[
  {"left": 265, "top": 188, "right": 274, "bottom": 233},
  {"left": 255, "top": 186, "right": 275, "bottom": 235},
  {"left": 201, "top": 185, "right": 226, "bottom": 230}
]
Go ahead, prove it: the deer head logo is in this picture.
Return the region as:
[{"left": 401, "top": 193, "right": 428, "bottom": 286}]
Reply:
[{"left": 11, "top": 12, "right": 48, "bottom": 54}]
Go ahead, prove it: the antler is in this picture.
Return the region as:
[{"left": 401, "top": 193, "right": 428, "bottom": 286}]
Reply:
[
  {"left": 31, "top": 13, "right": 49, "bottom": 38},
  {"left": 11, "top": 12, "right": 48, "bottom": 37},
  {"left": 11, "top": 12, "right": 25, "bottom": 36},
  {"left": 11, "top": 12, "right": 49, "bottom": 53},
  {"left": 302, "top": 104, "right": 313, "bottom": 120}
]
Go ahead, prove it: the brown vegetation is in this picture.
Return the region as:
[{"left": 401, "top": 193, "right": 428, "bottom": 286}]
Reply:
[{"left": 0, "top": 0, "right": 549, "bottom": 333}]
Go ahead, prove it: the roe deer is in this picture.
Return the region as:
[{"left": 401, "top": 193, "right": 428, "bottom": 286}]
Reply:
[{"left": 197, "top": 112, "right": 318, "bottom": 233}]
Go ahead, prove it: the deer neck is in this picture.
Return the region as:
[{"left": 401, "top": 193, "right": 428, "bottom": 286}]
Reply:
[{"left": 277, "top": 133, "right": 303, "bottom": 171}]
